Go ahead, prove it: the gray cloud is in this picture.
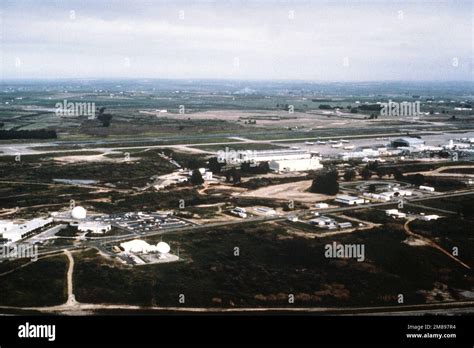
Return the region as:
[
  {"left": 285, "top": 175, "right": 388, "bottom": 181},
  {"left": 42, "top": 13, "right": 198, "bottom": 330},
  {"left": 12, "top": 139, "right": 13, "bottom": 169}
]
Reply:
[{"left": 1, "top": 0, "right": 472, "bottom": 80}]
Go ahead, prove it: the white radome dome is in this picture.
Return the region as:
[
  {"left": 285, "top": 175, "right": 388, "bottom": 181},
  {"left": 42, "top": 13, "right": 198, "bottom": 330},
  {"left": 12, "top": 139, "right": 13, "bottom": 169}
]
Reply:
[
  {"left": 126, "top": 240, "right": 150, "bottom": 253},
  {"left": 156, "top": 241, "right": 170, "bottom": 254},
  {"left": 71, "top": 206, "right": 87, "bottom": 219}
]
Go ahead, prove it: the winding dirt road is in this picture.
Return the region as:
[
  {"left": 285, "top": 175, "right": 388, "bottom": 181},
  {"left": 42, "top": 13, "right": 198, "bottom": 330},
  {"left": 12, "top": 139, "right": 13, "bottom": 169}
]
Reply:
[{"left": 403, "top": 218, "right": 471, "bottom": 270}]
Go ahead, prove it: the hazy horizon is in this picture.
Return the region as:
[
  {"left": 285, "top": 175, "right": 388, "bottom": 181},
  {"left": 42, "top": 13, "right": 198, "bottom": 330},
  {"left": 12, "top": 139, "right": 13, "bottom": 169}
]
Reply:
[{"left": 1, "top": 0, "right": 472, "bottom": 81}]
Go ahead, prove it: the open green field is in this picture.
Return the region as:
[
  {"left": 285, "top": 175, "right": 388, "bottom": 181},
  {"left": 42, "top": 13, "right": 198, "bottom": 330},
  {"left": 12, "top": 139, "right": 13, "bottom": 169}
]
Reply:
[{"left": 2, "top": 80, "right": 472, "bottom": 144}]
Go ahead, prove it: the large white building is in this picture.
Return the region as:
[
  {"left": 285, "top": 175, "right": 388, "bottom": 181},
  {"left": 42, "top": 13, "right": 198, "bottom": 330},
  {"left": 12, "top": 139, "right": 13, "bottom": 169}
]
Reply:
[
  {"left": 77, "top": 221, "right": 111, "bottom": 234},
  {"left": 120, "top": 240, "right": 171, "bottom": 255},
  {"left": 221, "top": 149, "right": 323, "bottom": 172},
  {"left": 269, "top": 157, "right": 323, "bottom": 172},
  {"left": 391, "top": 137, "right": 425, "bottom": 148},
  {"left": 71, "top": 206, "right": 87, "bottom": 220},
  {"left": 0, "top": 221, "right": 14, "bottom": 233},
  {"left": 121, "top": 240, "right": 158, "bottom": 254},
  {"left": 0, "top": 218, "right": 53, "bottom": 244},
  {"left": 419, "top": 185, "right": 435, "bottom": 192},
  {"left": 385, "top": 209, "right": 407, "bottom": 218},
  {"left": 335, "top": 195, "right": 365, "bottom": 205}
]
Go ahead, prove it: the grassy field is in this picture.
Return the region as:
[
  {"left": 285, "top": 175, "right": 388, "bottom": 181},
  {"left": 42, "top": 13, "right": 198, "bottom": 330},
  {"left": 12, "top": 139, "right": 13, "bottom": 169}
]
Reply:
[{"left": 2, "top": 85, "right": 472, "bottom": 142}]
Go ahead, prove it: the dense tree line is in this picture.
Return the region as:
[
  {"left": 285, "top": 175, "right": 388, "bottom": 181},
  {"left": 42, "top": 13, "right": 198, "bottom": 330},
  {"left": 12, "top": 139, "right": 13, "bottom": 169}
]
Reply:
[
  {"left": 97, "top": 107, "right": 113, "bottom": 127},
  {"left": 359, "top": 161, "right": 394, "bottom": 180},
  {"left": 208, "top": 157, "right": 225, "bottom": 173},
  {"left": 343, "top": 168, "right": 357, "bottom": 181},
  {"left": 318, "top": 104, "right": 333, "bottom": 110},
  {"left": 224, "top": 168, "right": 242, "bottom": 184},
  {"left": 309, "top": 169, "right": 339, "bottom": 195},
  {"left": 358, "top": 104, "right": 383, "bottom": 111},
  {"left": 0, "top": 129, "right": 57, "bottom": 140},
  {"left": 190, "top": 169, "right": 204, "bottom": 186},
  {"left": 240, "top": 161, "right": 270, "bottom": 174}
]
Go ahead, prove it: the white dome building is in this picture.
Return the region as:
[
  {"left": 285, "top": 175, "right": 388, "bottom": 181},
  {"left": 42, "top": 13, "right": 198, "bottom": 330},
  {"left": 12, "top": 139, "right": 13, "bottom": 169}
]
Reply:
[
  {"left": 121, "top": 240, "right": 158, "bottom": 254},
  {"left": 156, "top": 241, "right": 170, "bottom": 254},
  {"left": 71, "top": 206, "right": 87, "bottom": 220},
  {"left": 120, "top": 240, "right": 171, "bottom": 255}
]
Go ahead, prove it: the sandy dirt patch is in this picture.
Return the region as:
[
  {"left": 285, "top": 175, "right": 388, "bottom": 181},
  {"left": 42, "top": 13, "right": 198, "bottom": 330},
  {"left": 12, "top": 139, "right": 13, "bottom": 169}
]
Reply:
[
  {"left": 235, "top": 180, "right": 332, "bottom": 203},
  {"left": 168, "top": 145, "right": 213, "bottom": 154},
  {"left": 402, "top": 236, "right": 430, "bottom": 246}
]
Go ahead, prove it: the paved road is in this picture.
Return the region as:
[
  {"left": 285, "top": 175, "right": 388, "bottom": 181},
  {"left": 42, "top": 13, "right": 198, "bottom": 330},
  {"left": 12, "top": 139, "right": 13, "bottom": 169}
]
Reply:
[
  {"left": 0, "top": 299, "right": 472, "bottom": 315},
  {"left": 404, "top": 202, "right": 457, "bottom": 215},
  {"left": 28, "top": 188, "right": 474, "bottom": 257}
]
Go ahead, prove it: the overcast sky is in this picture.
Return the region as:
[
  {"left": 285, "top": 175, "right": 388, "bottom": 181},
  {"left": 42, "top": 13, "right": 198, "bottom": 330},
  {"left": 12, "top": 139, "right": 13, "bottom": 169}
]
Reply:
[{"left": 1, "top": 0, "right": 472, "bottom": 81}]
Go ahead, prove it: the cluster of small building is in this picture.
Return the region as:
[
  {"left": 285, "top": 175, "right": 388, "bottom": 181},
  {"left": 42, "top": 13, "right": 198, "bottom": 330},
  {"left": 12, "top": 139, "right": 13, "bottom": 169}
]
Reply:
[
  {"left": 54, "top": 206, "right": 112, "bottom": 234},
  {"left": 153, "top": 168, "right": 216, "bottom": 190},
  {"left": 336, "top": 136, "right": 474, "bottom": 162},
  {"left": 443, "top": 139, "right": 474, "bottom": 151},
  {"left": 0, "top": 204, "right": 192, "bottom": 248},
  {"left": 334, "top": 184, "right": 435, "bottom": 206},
  {"left": 336, "top": 137, "right": 436, "bottom": 161},
  {"left": 362, "top": 188, "right": 413, "bottom": 202},
  {"left": 215, "top": 135, "right": 473, "bottom": 175},
  {"left": 339, "top": 147, "right": 392, "bottom": 161},
  {"left": 309, "top": 215, "right": 353, "bottom": 230},
  {"left": 0, "top": 204, "right": 192, "bottom": 267},
  {"left": 115, "top": 239, "right": 179, "bottom": 265},
  {"left": 385, "top": 209, "right": 440, "bottom": 221},
  {"left": 0, "top": 207, "right": 110, "bottom": 247}
]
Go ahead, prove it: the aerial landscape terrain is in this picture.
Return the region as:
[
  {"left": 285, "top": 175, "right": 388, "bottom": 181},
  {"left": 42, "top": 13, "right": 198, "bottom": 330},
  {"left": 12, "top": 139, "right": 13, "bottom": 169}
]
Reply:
[
  {"left": 0, "top": 7, "right": 473, "bottom": 348},
  {"left": 0, "top": 79, "right": 473, "bottom": 315},
  {"left": 2, "top": 0, "right": 474, "bottom": 345}
]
